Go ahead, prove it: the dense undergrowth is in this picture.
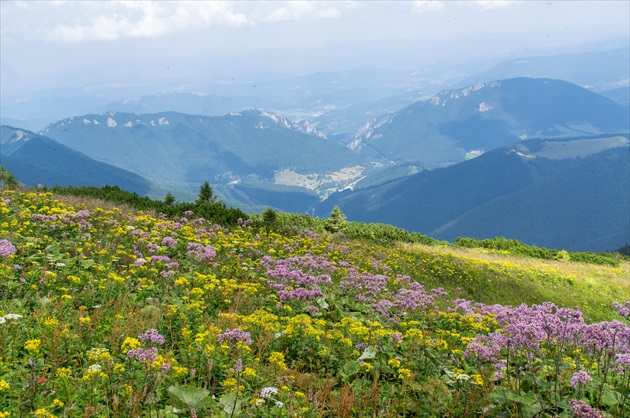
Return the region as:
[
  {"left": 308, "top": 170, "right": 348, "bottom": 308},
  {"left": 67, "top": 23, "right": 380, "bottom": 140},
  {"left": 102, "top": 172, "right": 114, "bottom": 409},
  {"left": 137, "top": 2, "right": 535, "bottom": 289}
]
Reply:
[{"left": 0, "top": 187, "right": 629, "bottom": 417}]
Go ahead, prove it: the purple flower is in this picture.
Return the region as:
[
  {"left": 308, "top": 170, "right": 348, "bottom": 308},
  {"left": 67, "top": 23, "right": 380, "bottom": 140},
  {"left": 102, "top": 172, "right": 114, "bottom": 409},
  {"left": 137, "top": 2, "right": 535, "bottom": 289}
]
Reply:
[
  {"left": 187, "top": 242, "right": 216, "bottom": 261},
  {"left": 234, "top": 358, "right": 243, "bottom": 373},
  {"left": 0, "top": 239, "right": 17, "bottom": 257},
  {"left": 161, "top": 237, "right": 177, "bottom": 248},
  {"left": 128, "top": 347, "right": 158, "bottom": 363},
  {"left": 217, "top": 328, "right": 252, "bottom": 346},
  {"left": 260, "top": 386, "right": 278, "bottom": 398},
  {"left": 569, "top": 399, "right": 603, "bottom": 418},
  {"left": 616, "top": 353, "right": 630, "bottom": 367},
  {"left": 571, "top": 370, "right": 593, "bottom": 387},
  {"left": 138, "top": 328, "right": 165, "bottom": 345}
]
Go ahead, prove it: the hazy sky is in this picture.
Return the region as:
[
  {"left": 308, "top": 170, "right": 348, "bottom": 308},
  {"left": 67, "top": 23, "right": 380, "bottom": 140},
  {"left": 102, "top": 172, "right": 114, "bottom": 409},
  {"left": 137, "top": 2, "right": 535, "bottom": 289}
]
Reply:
[{"left": 2, "top": 1, "right": 628, "bottom": 74}]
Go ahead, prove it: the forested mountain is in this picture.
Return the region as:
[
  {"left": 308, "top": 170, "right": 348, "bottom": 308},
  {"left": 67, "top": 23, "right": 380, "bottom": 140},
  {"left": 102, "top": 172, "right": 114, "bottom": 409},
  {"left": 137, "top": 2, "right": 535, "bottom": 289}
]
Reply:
[
  {"left": 40, "top": 109, "right": 365, "bottom": 185},
  {"left": 348, "top": 78, "right": 629, "bottom": 167},
  {"left": 0, "top": 126, "right": 150, "bottom": 193},
  {"left": 316, "top": 135, "right": 629, "bottom": 252}
]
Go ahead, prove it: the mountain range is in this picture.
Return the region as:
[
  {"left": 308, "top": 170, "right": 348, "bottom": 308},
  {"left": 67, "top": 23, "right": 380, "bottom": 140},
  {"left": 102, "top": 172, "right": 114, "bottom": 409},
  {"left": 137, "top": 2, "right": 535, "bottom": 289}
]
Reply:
[
  {"left": 2, "top": 76, "right": 628, "bottom": 251},
  {"left": 347, "top": 78, "right": 629, "bottom": 167}
]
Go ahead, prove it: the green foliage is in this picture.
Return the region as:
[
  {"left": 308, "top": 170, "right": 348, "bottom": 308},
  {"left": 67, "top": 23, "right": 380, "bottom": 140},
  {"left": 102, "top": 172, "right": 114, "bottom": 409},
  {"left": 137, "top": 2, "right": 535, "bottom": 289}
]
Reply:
[
  {"left": 49, "top": 184, "right": 248, "bottom": 227},
  {"left": 454, "top": 236, "right": 620, "bottom": 266},
  {"left": 0, "top": 166, "right": 20, "bottom": 189},
  {"left": 196, "top": 181, "right": 216, "bottom": 205},
  {"left": 325, "top": 206, "right": 347, "bottom": 233},
  {"left": 261, "top": 207, "right": 278, "bottom": 231},
  {"left": 164, "top": 192, "right": 176, "bottom": 206}
]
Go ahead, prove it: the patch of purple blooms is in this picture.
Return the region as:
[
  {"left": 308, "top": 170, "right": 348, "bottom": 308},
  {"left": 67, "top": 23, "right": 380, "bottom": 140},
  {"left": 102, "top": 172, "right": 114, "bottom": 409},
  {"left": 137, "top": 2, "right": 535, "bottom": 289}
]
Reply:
[
  {"left": 161, "top": 237, "right": 177, "bottom": 248},
  {"left": 138, "top": 328, "right": 165, "bottom": 345},
  {"left": 569, "top": 399, "right": 603, "bottom": 418},
  {"left": 261, "top": 255, "right": 335, "bottom": 302},
  {"left": 217, "top": 328, "right": 252, "bottom": 346},
  {"left": 187, "top": 242, "right": 217, "bottom": 261},
  {"left": 570, "top": 370, "right": 592, "bottom": 387},
  {"left": 0, "top": 239, "right": 17, "bottom": 257},
  {"left": 613, "top": 301, "right": 630, "bottom": 317},
  {"left": 128, "top": 346, "right": 158, "bottom": 363}
]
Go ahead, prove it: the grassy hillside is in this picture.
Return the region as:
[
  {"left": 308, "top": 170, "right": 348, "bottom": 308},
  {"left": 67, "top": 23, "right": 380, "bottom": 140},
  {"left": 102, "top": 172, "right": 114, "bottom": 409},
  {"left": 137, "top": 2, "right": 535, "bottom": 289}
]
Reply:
[{"left": 0, "top": 187, "right": 628, "bottom": 417}]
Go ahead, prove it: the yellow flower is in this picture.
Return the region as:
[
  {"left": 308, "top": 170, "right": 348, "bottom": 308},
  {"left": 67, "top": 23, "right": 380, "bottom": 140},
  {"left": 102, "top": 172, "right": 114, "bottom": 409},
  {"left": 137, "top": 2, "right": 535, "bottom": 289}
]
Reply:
[
  {"left": 56, "top": 367, "right": 72, "bottom": 379},
  {"left": 79, "top": 317, "right": 91, "bottom": 324},
  {"left": 242, "top": 367, "right": 257, "bottom": 378},
  {"left": 52, "top": 399, "right": 64, "bottom": 408},
  {"left": 222, "top": 377, "right": 238, "bottom": 389},
  {"left": 0, "top": 379, "right": 9, "bottom": 391},
  {"left": 398, "top": 368, "right": 412, "bottom": 380},
  {"left": 24, "top": 339, "right": 41, "bottom": 353},
  {"left": 0, "top": 412, "right": 9, "bottom": 418},
  {"left": 121, "top": 337, "right": 141, "bottom": 353},
  {"left": 360, "top": 362, "right": 373, "bottom": 373},
  {"left": 268, "top": 352, "right": 288, "bottom": 370},
  {"left": 388, "top": 358, "right": 401, "bottom": 369}
]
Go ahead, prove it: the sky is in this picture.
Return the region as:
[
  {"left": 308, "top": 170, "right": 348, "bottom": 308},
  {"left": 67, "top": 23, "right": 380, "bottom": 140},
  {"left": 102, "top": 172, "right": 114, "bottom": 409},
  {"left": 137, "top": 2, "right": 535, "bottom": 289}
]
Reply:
[
  {"left": 2, "top": 0, "right": 628, "bottom": 73},
  {"left": 0, "top": 0, "right": 628, "bottom": 124}
]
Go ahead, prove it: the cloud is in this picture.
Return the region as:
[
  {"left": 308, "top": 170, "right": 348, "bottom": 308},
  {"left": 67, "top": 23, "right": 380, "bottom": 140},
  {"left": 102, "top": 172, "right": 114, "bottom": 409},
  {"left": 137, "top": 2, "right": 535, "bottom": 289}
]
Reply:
[
  {"left": 42, "top": 2, "right": 252, "bottom": 42},
  {"left": 411, "top": 1, "right": 444, "bottom": 13},
  {"left": 473, "top": 1, "right": 517, "bottom": 10},
  {"left": 33, "top": 1, "right": 345, "bottom": 43}
]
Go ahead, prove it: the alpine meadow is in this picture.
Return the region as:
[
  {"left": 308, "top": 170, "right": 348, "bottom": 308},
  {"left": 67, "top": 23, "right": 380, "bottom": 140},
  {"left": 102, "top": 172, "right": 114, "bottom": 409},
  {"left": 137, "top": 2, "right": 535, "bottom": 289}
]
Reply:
[{"left": 0, "top": 1, "right": 629, "bottom": 417}]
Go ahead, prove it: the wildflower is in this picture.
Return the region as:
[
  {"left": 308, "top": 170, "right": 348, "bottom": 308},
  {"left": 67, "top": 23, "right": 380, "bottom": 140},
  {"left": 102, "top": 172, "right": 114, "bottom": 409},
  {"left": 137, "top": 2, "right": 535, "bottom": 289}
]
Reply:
[
  {"left": 0, "top": 379, "right": 9, "bottom": 391},
  {"left": 121, "top": 337, "right": 141, "bottom": 353},
  {"left": 217, "top": 328, "right": 252, "bottom": 346},
  {"left": 56, "top": 367, "right": 72, "bottom": 379},
  {"left": 398, "top": 368, "right": 412, "bottom": 380},
  {"left": 571, "top": 370, "right": 593, "bottom": 387},
  {"left": 138, "top": 328, "right": 165, "bottom": 345},
  {"left": 52, "top": 399, "right": 64, "bottom": 408},
  {"left": 388, "top": 358, "right": 401, "bottom": 369},
  {"left": 268, "top": 352, "right": 288, "bottom": 370},
  {"left": 0, "top": 239, "right": 16, "bottom": 257},
  {"left": 360, "top": 362, "right": 374, "bottom": 373},
  {"left": 569, "top": 399, "right": 603, "bottom": 418},
  {"left": 260, "top": 386, "right": 278, "bottom": 398},
  {"left": 275, "top": 401, "right": 284, "bottom": 408},
  {"left": 127, "top": 347, "right": 158, "bottom": 363},
  {"left": 24, "top": 339, "right": 41, "bottom": 353},
  {"left": 242, "top": 367, "right": 257, "bottom": 378}
]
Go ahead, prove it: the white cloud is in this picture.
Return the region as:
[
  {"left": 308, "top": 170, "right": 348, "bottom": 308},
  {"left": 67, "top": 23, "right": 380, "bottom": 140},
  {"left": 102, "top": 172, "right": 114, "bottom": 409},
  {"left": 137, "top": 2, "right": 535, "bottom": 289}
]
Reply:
[
  {"left": 474, "top": 1, "right": 517, "bottom": 10},
  {"left": 42, "top": 1, "right": 251, "bottom": 42},
  {"left": 411, "top": 1, "right": 444, "bottom": 13},
  {"left": 36, "top": 1, "right": 344, "bottom": 43}
]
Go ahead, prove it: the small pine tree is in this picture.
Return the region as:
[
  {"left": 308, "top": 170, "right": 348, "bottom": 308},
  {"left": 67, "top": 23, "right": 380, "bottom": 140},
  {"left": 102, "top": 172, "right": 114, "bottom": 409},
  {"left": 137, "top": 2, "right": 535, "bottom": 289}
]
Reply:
[
  {"left": 326, "top": 205, "right": 347, "bottom": 233},
  {"left": 262, "top": 207, "right": 278, "bottom": 231},
  {"left": 196, "top": 182, "right": 216, "bottom": 205},
  {"left": 164, "top": 192, "right": 176, "bottom": 206}
]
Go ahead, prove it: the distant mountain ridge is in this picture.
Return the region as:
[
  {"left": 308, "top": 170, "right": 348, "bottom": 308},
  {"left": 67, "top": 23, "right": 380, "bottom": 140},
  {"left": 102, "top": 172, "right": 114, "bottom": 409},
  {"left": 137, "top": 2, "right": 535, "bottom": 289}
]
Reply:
[{"left": 349, "top": 78, "right": 629, "bottom": 167}]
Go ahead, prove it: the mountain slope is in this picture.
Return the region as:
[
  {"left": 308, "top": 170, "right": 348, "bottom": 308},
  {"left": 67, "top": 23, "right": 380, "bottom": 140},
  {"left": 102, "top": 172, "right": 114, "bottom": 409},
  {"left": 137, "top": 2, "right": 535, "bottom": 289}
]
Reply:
[
  {"left": 0, "top": 126, "right": 151, "bottom": 193},
  {"left": 317, "top": 135, "right": 629, "bottom": 251},
  {"left": 349, "top": 78, "right": 629, "bottom": 166},
  {"left": 40, "top": 110, "right": 365, "bottom": 186}
]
